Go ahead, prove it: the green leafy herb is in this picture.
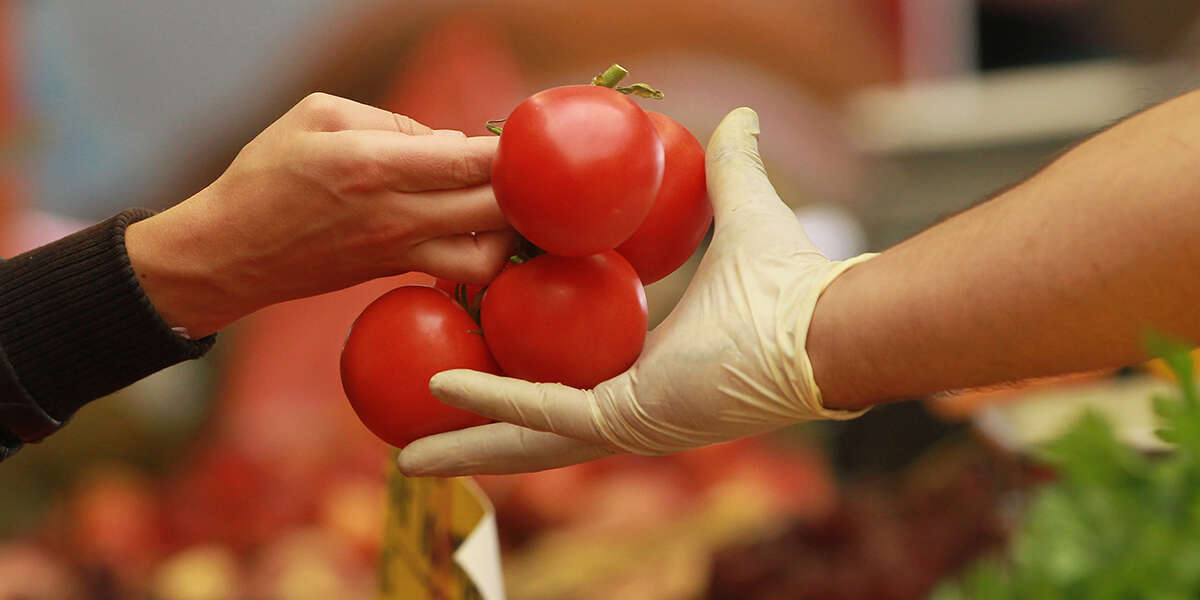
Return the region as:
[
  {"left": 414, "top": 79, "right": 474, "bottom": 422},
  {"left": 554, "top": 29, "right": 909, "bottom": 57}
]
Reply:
[{"left": 932, "top": 335, "right": 1200, "bottom": 599}]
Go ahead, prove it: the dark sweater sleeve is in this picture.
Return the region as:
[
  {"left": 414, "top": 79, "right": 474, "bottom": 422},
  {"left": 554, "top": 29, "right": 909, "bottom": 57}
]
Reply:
[{"left": 0, "top": 208, "right": 216, "bottom": 459}]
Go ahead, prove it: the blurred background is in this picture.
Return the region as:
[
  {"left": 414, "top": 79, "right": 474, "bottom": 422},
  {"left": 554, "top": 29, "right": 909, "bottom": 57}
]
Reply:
[{"left": 3, "top": 0, "right": 1200, "bottom": 598}]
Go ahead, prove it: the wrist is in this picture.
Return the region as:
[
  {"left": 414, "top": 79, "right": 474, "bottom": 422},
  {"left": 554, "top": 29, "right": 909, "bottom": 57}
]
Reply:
[
  {"left": 124, "top": 198, "right": 241, "bottom": 337},
  {"left": 806, "top": 254, "right": 884, "bottom": 411}
]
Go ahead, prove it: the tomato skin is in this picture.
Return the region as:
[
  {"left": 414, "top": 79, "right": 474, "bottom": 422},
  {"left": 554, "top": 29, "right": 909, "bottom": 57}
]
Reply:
[
  {"left": 340, "top": 286, "right": 496, "bottom": 447},
  {"left": 492, "top": 85, "right": 664, "bottom": 256},
  {"left": 616, "top": 112, "right": 712, "bottom": 284},
  {"left": 481, "top": 251, "right": 647, "bottom": 388}
]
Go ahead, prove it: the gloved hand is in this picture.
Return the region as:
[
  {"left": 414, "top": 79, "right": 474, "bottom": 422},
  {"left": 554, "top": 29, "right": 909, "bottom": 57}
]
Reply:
[{"left": 397, "top": 107, "right": 875, "bottom": 476}]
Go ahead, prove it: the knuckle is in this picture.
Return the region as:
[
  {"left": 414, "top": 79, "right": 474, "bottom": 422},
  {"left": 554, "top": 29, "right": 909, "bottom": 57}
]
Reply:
[
  {"left": 580, "top": 389, "right": 615, "bottom": 439},
  {"left": 230, "top": 137, "right": 262, "bottom": 165},
  {"left": 308, "top": 138, "right": 382, "bottom": 195},
  {"left": 590, "top": 387, "right": 652, "bottom": 454},
  {"left": 446, "top": 152, "right": 489, "bottom": 185},
  {"left": 392, "top": 113, "right": 423, "bottom": 134},
  {"left": 297, "top": 92, "right": 347, "bottom": 130}
]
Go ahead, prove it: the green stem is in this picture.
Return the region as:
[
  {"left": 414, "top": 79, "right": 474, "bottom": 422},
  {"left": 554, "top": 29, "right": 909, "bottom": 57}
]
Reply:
[
  {"left": 485, "top": 63, "right": 657, "bottom": 134},
  {"left": 454, "top": 283, "right": 484, "bottom": 325},
  {"left": 509, "top": 233, "right": 544, "bottom": 264},
  {"left": 591, "top": 64, "right": 663, "bottom": 99},
  {"left": 591, "top": 64, "right": 629, "bottom": 89}
]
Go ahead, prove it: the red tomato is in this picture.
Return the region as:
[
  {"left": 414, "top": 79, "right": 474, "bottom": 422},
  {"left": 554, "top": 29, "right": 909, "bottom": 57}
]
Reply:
[
  {"left": 481, "top": 251, "right": 647, "bottom": 388},
  {"left": 616, "top": 112, "right": 712, "bottom": 284},
  {"left": 492, "top": 85, "right": 664, "bottom": 256},
  {"left": 340, "top": 286, "right": 497, "bottom": 447}
]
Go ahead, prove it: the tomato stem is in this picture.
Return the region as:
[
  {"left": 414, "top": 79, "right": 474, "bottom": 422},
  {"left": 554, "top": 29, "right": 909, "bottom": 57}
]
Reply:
[
  {"left": 484, "top": 63, "right": 663, "bottom": 135},
  {"left": 509, "top": 234, "right": 544, "bottom": 265},
  {"left": 452, "top": 283, "right": 484, "bottom": 325},
  {"left": 455, "top": 283, "right": 469, "bottom": 310},
  {"left": 591, "top": 64, "right": 630, "bottom": 88},
  {"left": 590, "top": 64, "right": 663, "bottom": 100}
]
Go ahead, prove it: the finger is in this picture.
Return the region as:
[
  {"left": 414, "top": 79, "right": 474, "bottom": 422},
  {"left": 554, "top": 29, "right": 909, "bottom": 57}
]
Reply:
[
  {"left": 705, "top": 107, "right": 803, "bottom": 219},
  {"left": 406, "top": 230, "right": 514, "bottom": 284},
  {"left": 290, "top": 92, "right": 437, "bottom": 134},
  {"left": 396, "top": 183, "right": 509, "bottom": 237},
  {"left": 397, "top": 422, "right": 619, "bottom": 476},
  {"left": 434, "top": 129, "right": 467, "bottom": 137},
  {"left": 390, "top": 113, "right": 437, "bottom": 135},
  {"left": 322, "top": 131, "right": 498, "bottom": 191},
  {"left": 704, "top": 107, "right": 818, "bottom": 253},
  {"left": 429, "top": 370, "right": 616, "bottom": 446}
]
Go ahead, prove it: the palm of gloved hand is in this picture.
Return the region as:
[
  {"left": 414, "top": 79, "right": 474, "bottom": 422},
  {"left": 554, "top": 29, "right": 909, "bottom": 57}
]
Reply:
[{"left": 398, "top": 108, "right": 872, "bottom": 476}]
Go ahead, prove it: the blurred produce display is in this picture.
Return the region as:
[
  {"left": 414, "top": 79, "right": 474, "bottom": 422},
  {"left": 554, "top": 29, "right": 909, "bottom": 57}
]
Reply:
[
  {"left": 0, "top": 457, "right": 384, "bottom": 600},
  {"left": 483, "top": 437, "right": 838, "bottom": 599},
  {"left": 934, "top": 339, "right": 1200, "bottom": 598},
  {"left": 705, "top": 438, "right": 1035, "bottom": 600},
  {"left": 3, "top": 2, "right": 1200, "bottom": 599}
]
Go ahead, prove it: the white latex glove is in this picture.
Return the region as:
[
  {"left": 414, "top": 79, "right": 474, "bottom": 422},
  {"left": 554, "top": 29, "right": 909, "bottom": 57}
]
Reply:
[{"left": 397, "top": 107, "right": 875, "bottom": 476}]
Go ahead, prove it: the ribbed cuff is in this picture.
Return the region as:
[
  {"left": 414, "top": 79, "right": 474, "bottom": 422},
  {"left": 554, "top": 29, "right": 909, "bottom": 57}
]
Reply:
[{"left": 0, "top": 208, "right": 216, "bottom": 433}]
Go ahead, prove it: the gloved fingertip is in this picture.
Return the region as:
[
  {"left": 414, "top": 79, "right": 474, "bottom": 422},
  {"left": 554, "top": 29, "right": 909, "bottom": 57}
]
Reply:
[
  {"left": 726, "top": 106, "right": 760, "bottom": 133},
  {"left": 707, "top": 107, "right": 764, "bottom": 173},
  {"left": 395, "top": 449, "right": 420, "bottom": 475},
  {"left": 709, "top": 107, "right": 760, "bottom": 151},
  {"left": 396, "top": 446, "right": 442, "bottom": 477},
  {"left": 705, "top": 106, "right": 785, "bottom": 220},
  {"left": 428, "top": 369, "right": 477, "bottom": 402},
  {"left": 428, "top": 371, "right": 451, "bottom": 395}
]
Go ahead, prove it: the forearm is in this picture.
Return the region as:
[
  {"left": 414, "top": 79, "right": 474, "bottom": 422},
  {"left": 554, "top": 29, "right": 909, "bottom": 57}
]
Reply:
[
  {"left": 0, "top": 209, "right": 215, "bottom": 457},
  {"left": 812, "top": 89, "right": 1200, "bottom": 410}
]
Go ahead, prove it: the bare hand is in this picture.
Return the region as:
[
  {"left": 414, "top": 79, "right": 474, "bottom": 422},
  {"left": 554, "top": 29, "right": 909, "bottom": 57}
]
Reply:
[{"left": 126, "top": 93, "right": 512, "bottom": 337}]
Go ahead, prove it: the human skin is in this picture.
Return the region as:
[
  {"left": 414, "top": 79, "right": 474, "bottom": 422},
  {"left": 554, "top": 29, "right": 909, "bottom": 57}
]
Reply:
[
  {"left": 124, "top": 93, "right": 513, "bottom": 338},
  {"left": 812, "top": 88, "right": 1200, "bottom": 409}
]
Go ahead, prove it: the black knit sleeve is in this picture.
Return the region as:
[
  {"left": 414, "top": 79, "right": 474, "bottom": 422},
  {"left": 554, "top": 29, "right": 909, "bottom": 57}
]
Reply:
[{"left": 0, "top": 208, "right": 216, "bottom": 458}]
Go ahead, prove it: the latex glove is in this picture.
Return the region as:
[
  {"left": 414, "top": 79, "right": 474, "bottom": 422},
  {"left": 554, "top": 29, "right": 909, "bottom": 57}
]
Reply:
[{"left": 398, "top": 107, "right": 875, "bottom": 476}]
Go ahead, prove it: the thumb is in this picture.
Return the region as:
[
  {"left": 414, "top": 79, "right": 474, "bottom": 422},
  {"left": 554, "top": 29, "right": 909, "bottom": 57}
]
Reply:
[
  {"left": 706, "top": 107, "right": 788, "bottom": 220},
  {"left": 705, "top": 107, "right": 818, "bottom": 255}
]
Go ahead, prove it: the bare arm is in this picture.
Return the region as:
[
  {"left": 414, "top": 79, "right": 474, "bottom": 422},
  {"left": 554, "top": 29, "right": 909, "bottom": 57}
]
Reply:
[{"left": 813, "top": 89, "right": 1200, "bottom": 410}]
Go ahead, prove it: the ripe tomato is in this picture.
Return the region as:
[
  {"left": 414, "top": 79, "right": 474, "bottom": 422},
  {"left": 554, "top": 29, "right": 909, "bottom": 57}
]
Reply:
[
  {"left": 481, "top": 251, "right": 647, "bottom": 388},
  {"left": 616, "top": 112, "right": 712, "bottom": 284},
  {"left": 340, "top": 286, "right": 496, "bottom": 447},
  {"left": 492, "top": 85, "right": 664, "bottom": 256}
]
